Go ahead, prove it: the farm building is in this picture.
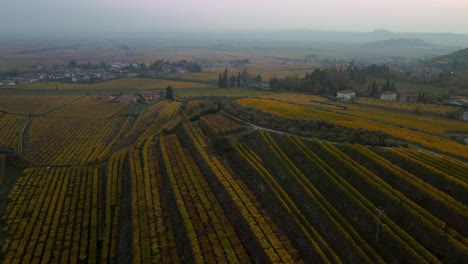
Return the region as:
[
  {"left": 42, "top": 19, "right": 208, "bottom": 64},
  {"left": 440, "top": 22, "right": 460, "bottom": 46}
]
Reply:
[
  {"left": 337, "top": 90, "right": 356, "bottom": 101},
  {"left": 380, "top": 91, "right": 397, "bottom": 101},
  {"left": 141, "top": 92, "right": 161, "bottom": 102},
  {"left": 399, "top": 93, "right": 418, "bottom": 103}
]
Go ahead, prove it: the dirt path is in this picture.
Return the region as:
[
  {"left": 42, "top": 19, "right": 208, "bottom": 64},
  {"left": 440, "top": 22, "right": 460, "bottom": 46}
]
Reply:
[{"left": 18, "top": 117, "right": 32, "bottom": 156}]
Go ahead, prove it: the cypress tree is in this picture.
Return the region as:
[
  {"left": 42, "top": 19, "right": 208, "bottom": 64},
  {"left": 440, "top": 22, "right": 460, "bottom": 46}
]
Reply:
[
  {"left": 223, "top": 68, "right": 228, "bottom": 88},
  {"left": 230, "top": 75, "right": 236, "bottom": 87},
  {"left": 218, "top": 73, "right": 223, "bottom": 88}
]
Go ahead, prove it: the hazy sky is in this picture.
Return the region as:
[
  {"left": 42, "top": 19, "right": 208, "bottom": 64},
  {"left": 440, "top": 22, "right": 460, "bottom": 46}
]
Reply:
[{"left": 1, "top": 0, "right": 468, "bottom": 35}]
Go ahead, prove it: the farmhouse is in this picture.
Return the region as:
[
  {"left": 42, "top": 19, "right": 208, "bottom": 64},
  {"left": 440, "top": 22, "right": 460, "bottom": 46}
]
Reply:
[
  {"left": 337, "top": 90, "right": 356, "bottom": 101},
  {"left": 380, "top": 91, "right": 397, "bottom": 101},
  {"left": 141, "top": 92, "right": 160, "bottom": 102}
]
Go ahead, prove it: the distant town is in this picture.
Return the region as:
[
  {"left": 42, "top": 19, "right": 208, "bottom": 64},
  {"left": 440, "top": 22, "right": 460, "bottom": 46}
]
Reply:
[{"left": 0, "top": 59, "right": 202, "bottom": 86}]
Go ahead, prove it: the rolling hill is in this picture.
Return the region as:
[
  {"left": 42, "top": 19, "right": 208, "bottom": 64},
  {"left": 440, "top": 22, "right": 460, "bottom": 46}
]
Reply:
[
  {"left": 363, "top": 38, "right": 434, "bottom": 49},
  {"left": 428, "top": 46, "right": 468, "bottom": 71}
]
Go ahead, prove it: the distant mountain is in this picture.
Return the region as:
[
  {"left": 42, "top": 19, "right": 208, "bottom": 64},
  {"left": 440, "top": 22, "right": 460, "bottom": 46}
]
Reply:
[
  {"left": 216, "top": 29, "right": 468, "bottom": 47},
  {"left": 428, "top": 47, "right": 468, "bottom": 71},
  {"left": 363, "top": 38, "right": 434, "bottom": 49}
]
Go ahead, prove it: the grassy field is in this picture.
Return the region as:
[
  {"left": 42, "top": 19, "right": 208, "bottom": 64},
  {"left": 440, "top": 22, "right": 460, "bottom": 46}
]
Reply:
[
  {"left": 169, "top": 72, "right": 219, "bottom": 81},
  {"left": 0, "top": 94, "right": 83, "bottom": 115},
  {"left": 45, "top": 95, "right": 133, "bottom": 118},
  {"left": 13, "top": 77, "right": 216, "bottom": 90}
]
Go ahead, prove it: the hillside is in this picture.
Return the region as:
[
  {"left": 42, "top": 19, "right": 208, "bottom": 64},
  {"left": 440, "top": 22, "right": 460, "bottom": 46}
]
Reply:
[
  {"left": 363, "top": 38, "right": 434, "bottom": 48},
  {"left": 0, "top": 92, "right": 467, "bottom": 263},
  {"left": 428, "top": 47, "right": 468, "bottom": 71}
]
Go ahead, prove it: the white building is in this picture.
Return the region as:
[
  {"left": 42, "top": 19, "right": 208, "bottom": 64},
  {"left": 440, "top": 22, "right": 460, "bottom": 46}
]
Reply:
[
  {"left": 380, "top": 91, "right": 397, "bottom": 101},
  {"left": 337, "top": 90, "right": 356, "bottom": 100}
]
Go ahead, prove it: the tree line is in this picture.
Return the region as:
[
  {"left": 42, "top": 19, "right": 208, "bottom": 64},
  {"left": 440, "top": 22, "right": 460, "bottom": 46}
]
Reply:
[
  {"left": 149, "top": 59, "right": 201, "bottom": 73},
  {"left": 218, "top": 68, "right": 262, "bottom": 88},
  {"left": 268, "top": 64, "right": 393, "bottom": 95}
]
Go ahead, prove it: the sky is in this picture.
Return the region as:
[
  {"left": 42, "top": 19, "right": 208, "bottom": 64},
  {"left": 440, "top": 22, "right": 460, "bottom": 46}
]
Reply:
[{"left": 1, "top": 0, "right": 468, "bottom": 35}]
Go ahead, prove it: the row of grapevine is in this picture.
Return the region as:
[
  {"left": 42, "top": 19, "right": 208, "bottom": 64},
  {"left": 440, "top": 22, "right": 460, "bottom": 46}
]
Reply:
[
  {"left": 135, "top": 101, "right": 181, "bottom": 145},
  {"left": 260, "top": 131, "right": 384, "bottom": 263},
  {"left": 333, "top": 102, "right": 468, "bottom": 135},
  {"left": 200, "top": 112, "right": 244, "bottom": 134},
  {"left": 161, "top": 134, "right": 249, "bottom": 263},
  {"left": 350, "top": 144, "right": 468, "bottom": 221},
  {"left": 0, "top": 113, "right": 27, "bottom": 150},
  {"left": 237, "top": 97, "right": 468, "bottom": 160},
  {"left": 317, "top": 141, "right": 468, "bottom": 259},
  {"left": 144, "top": 138, "right": 181, "bottom": 263},
  {"left": 355, "top": 97, "right": 462, "bottom": 117},
  {"left": 387, "top": 148, "right": 468, "bottom": 203},
  {"left": 129, "top": 138, "right": 180, "bottom": 263},
  {"left": 284, "top": 135, "right": 440, "bottom": 263},
  {"left": 343, "top": 145, "right": 468, "bottom": 241},
  {"left": 130, "top": 147, "right": 153, "bottom": 263},
  {"left": 1, "top": 166, "right": 100, "bottom": 263},
  {"left": 100, "top": 149, "right": 126, "bottom": 263},
  {"left": 234, "top": 143, "right": 338, "bottom": 263},
  {"left": 183, "top": 122, "right": 298, "bottom": 263},
  {"left": 391, "top": 148, "right": 468, "bottom": 188},
  {"left": 27, "top": 117, "right": 130, "bottom": 165}
]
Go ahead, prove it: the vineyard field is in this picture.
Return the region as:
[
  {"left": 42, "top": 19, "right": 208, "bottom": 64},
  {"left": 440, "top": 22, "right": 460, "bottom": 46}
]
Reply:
[
  {"left": 237, "top": 97, "right": 468, "bottom": 160},
  {"left": 0, "top": 94, "right": 467, "bottom": 263},
  {"left": 0, "top": 113, "right": 28, "bottom": 149}
]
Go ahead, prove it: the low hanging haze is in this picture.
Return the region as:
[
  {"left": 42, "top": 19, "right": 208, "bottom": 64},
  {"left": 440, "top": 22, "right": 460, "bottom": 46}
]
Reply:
[{"left": 1, "top": 0, "right": 468, "bottom": 35}]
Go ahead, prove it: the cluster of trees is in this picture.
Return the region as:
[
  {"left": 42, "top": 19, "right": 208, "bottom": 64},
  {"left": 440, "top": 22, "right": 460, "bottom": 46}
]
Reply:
[
  {"left": 67, "top": 60, "right": 110, "bottom": 70},
  {"left": 149, "top": 59, "right": 201, "bottom": 73},
  {"left": 165, "top": 85, "right": 174, "bottom": 100},
  {"left": 268, "top": 64, "right": 393, "bottom": 95},
  {"left": 218, "top": 68, "right": 262, "bottom": 88},
  {"left": 416, "top": 91, "right": 429, "bottom": 103},
  {"left": 0, "top": 69, "right": 17, "bottom": 79},
  {"left": 269, "top": 69, "right": 342, "bottom": 94},
  {"left": 367, "top": 80, "right": 397, "bottom": 96}
]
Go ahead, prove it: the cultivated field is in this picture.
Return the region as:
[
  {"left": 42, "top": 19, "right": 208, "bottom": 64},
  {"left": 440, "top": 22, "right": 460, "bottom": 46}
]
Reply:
[
  {"left": 0, "top": 88, "right": 467, "bottom": 263},
  {"left": 13, "top": 78, "right": 216, "bottom": 90}
]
